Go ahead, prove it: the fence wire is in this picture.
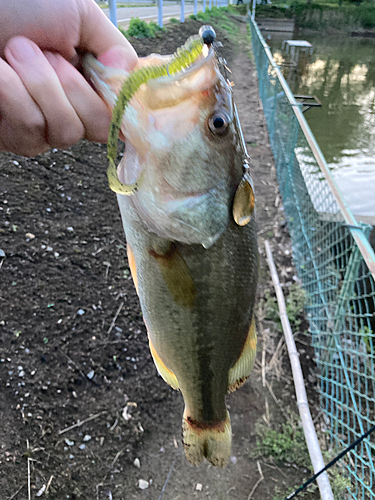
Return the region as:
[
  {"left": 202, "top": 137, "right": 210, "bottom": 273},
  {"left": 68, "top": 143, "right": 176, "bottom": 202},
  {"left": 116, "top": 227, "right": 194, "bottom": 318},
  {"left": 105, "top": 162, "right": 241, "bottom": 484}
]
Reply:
[{"left": 249, "top": 16, "right": 375, "bottom": 500}]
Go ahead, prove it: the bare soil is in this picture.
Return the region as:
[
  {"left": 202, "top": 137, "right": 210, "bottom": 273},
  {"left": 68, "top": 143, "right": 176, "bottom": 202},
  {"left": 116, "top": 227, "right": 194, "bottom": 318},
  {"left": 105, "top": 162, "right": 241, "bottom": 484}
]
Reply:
[{"left": 0, "top": 17, "right": 320, "bottom": 500}]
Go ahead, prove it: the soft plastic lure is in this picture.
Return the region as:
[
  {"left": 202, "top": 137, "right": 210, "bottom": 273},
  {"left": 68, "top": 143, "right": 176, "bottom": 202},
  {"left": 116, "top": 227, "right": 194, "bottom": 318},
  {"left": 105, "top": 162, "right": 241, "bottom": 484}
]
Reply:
[{"left": 107, "top": 35, "right": 204, "bottom": 195}]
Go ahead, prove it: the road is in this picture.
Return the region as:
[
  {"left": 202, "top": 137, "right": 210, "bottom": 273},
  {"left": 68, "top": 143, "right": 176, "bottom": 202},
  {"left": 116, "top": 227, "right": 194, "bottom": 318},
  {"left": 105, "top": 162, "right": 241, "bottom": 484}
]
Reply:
[{"left": 102, "top": 2, "right": 205, "bottom": 27}]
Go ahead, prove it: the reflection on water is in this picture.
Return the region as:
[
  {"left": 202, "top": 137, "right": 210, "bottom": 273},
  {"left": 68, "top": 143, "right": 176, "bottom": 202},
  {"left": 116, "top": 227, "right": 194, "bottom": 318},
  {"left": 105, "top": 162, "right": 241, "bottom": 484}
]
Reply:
[{"left": 266, "top": 31, "right": 375, "bottom": 222}]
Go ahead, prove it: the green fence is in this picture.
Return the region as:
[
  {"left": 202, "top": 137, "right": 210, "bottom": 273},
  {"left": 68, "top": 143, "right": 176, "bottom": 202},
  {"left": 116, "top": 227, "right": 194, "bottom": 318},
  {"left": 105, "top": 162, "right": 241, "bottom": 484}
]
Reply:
[{"left": 249, "top": 16, "right": 375, "bottom": 500}]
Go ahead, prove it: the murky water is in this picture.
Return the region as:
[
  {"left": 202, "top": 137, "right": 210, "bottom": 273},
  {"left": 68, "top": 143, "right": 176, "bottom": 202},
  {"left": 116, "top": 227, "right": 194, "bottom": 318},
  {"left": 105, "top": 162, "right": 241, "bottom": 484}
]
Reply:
[{"left": 267, "top": 31, "right": 375, "bottom": 223}]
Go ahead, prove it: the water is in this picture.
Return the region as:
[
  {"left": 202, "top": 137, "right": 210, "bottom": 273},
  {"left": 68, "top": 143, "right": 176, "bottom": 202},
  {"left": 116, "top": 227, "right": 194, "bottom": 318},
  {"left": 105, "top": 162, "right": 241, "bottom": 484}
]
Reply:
[{"left": 267, "top": 31, "right": 375, "bottom": 223}]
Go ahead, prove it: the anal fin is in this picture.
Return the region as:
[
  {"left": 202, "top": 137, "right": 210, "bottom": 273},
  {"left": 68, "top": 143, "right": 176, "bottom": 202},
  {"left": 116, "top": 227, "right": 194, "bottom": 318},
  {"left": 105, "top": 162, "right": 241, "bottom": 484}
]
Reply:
[
  {"left": 228, "top": 318, "right": 257, "bottom": 393},
  {"left": 149, "top": 339, "right": 179, "bottom": 390}
]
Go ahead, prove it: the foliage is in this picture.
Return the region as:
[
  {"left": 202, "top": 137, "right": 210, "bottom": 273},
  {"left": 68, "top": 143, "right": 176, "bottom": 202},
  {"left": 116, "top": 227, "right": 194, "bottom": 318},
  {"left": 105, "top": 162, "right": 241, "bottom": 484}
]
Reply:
[
  {"left": 263, "top": 283, "right": 306, "bottom": 329},
  {"left": 123, "top": 18, "right": 164, "bottom": 39},
  {"left": 255, "top": 0, "right": 375, "bottom": 29},
  {"left": 253, "top": 412, "right": 351, "bottom": 499},
  {"left": 252, "top": 413, "right": 312, "bottom": 469},
  {"left": 189, "top": 6, "right": 240, "bottom": 39}
]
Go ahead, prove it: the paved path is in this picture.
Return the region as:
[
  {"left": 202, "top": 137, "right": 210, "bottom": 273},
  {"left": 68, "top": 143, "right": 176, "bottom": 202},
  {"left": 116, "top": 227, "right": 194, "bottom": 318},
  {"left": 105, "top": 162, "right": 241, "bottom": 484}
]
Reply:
[{"left": 102, "top": 2, "right": 204, "bottom": 27}]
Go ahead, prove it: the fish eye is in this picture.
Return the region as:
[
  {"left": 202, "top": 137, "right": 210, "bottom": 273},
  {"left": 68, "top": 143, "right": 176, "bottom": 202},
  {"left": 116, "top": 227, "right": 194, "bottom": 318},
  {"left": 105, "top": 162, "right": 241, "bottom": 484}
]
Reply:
[{"left": 208, "top": 113, "right": 230, "bottom": 135}]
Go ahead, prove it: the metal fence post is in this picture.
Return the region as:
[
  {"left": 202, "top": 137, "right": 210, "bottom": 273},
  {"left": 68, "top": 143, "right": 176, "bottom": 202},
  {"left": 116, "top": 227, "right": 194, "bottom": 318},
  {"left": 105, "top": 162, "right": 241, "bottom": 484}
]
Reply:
[
  {"left": 158, "top": 0, "right": 163, "bottom": 28},
  {"left": 108, "top": 0, "right": 117, "bottom": 26},
  {"left": 194, "top": 0, "right": 198, "bottom": 15},
  {"left": 180, "top": 0, "right": 185, "bottom": 22},
  {"left": 203, "top": 0, "right": 206, "bottom": 13}
]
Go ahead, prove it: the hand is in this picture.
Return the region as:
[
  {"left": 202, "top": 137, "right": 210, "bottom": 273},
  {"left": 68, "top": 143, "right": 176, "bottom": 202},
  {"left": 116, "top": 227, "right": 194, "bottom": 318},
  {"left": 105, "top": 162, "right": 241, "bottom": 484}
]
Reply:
[{"left": 0, "top": 0, "right": 138, "bottom": 156}]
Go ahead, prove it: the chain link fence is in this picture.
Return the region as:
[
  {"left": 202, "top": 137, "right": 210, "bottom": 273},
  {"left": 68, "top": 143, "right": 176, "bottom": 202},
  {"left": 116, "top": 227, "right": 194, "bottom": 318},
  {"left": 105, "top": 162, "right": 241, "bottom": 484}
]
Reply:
[{"left": 249, "top": 15, "right": 375, "bottom": 500}]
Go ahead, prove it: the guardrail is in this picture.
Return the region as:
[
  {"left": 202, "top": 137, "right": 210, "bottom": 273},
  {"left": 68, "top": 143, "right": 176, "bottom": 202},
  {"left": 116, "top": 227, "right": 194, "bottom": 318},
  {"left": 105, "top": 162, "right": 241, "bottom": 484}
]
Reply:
[
  {"left": 249, "top": 14, "right": 375, "bottom": 500},
  {"left": 108, "top": 0, "right": 230, "bottom": 28}
]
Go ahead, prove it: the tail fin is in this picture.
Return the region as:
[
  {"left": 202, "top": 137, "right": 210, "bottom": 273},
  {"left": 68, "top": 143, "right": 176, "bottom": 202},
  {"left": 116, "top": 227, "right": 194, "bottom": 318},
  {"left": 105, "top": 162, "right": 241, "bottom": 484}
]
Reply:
[{"left": 182, "top": 409, "right": 231, "bottom": 468}]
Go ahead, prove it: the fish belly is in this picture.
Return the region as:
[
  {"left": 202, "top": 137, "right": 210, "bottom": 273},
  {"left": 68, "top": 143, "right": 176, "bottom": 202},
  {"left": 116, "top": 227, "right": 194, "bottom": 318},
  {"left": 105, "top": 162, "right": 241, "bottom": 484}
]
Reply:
[{"left": 117, "top": 193, "right": 258, "bottom": 466}]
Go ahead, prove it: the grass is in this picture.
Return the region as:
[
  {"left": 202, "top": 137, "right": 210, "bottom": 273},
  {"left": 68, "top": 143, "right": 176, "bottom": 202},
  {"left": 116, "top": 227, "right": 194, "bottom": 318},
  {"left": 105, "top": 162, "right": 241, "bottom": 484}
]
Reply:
[
  {"left": 262, "top": 283, "right": 306, "bottom": 330},
  {"left": 119, "top": 17, "right": 164, "bottom": 38},
  {"left": 251, "top": 412, "right": 312, "bottom": 469},
  {"left": 251, "top": 412, "right": 351, "bottom": 499},
  {"left": 189, "top": 6, "right": 241, "bottom": 40}
]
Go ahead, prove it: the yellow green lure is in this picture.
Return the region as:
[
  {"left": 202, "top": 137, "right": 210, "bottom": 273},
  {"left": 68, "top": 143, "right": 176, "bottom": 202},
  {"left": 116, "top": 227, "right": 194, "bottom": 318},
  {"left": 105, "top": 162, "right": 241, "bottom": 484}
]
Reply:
[{"left": 107, "top": 35, "right": 204, "bottom": 194}]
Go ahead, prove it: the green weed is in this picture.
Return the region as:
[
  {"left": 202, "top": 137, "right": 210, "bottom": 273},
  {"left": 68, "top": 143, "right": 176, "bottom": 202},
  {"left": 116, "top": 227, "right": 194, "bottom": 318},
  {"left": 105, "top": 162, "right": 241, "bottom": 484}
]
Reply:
[
  {"left": 263, "top": 283, "right": 306, "bottom": 329},
  {"left": 123, "top": 18, "right": 164, "bottom": 39},
  {"left": 252, "top": 413, "right": 311, "bottom": 469}
]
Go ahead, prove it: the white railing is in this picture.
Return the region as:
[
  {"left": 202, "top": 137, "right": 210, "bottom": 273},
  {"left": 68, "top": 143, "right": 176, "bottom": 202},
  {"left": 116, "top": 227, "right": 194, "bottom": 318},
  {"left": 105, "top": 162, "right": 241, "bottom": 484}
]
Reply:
[{"left": 108, "top": 0, "right": 230, "bottom": 28}]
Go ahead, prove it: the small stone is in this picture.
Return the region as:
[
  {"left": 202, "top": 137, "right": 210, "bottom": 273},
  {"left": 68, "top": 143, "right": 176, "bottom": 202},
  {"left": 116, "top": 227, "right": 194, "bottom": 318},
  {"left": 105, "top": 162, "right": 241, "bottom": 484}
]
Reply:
[
  {"left": 67, "top": 226, "right": 74, "bottom": 232},
  {"left": 83, "top": 435, "right": 91, "bottom": 442},
  {"left": 138, "top": 480, "right": 149, "bottom": 490},
  {"left": 77, "top": 309, "right": 85, "bottom": 316},
  {"left": 230, "top": 456, "right": 237, "bottom": 464},
  {"left": 86, "top": 370, "right": 95, "bottom": 380},
  {"left": 18, "top": 371, "right": 25, "bottom": 378},
  {"left": 25, "top": 233, "right": 35, "bottom": 240},
  {"left": 69, "top": 454, "right": 74, "bottom": 459},
  {"left": 0, "top": 249, "right": 5, "bottom": 258},
  {"left": 79, "top": 444, "right": 86, "bottom": 450},
  {"left": 13, "top": 160, "right": 20, "bottom": 166},
  {"left": 46, "top": 246, "right": 53, "bottom": 251},
  {"left": 65, "top": 439, "right": 74, "bottom": 447},
  {"left": 133, "top": 458, "right": 140, "bottom": 468},
  {"left": 195, "top": 483, "right": 203, "bottom": 491}
]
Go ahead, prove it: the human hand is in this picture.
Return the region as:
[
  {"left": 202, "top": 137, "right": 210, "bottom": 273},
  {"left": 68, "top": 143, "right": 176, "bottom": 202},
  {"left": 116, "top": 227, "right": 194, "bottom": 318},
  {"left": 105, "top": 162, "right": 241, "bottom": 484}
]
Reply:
[{"left": 0, "top": 0, "right": 138, "bottom": 156}]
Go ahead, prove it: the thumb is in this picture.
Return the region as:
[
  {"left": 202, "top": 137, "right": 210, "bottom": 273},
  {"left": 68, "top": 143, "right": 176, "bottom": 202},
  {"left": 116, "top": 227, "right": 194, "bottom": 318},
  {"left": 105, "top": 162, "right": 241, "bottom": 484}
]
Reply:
[{"left": 98, "top": 45, "right": 137, "bottom": 71}]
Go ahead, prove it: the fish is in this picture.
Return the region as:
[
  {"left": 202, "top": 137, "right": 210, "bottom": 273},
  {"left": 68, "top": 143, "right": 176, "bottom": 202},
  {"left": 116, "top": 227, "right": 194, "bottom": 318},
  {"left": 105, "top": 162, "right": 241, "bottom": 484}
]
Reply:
[{"left": 84, "top": 27, "right": 258, "bottom": 467}]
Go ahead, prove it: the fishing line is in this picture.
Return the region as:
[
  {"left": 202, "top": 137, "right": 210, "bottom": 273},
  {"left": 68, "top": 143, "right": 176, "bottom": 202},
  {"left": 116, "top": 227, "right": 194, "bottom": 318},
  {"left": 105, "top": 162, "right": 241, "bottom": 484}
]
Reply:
[{"left": 284, "top": 423, "right": 375, "bottom": 500}]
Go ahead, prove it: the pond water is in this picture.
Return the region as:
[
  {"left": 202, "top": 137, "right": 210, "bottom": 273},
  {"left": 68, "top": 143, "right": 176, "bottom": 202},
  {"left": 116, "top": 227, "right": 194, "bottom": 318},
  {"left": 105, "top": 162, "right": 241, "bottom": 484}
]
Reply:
[{"left": 267, "top": 31, "right": 375, "bottom": 224}]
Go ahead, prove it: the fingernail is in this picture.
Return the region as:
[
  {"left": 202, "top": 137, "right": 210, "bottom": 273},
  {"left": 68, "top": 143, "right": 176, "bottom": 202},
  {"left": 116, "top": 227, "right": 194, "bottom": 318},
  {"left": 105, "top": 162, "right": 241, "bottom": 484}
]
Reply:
[{"left": 7, "top": 37, "right": 38, "bottom": 62}]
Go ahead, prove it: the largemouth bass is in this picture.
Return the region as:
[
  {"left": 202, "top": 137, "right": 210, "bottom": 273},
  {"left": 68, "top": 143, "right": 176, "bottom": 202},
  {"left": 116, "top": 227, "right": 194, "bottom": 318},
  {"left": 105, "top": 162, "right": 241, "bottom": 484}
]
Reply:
[{"left": 84, "top": 28, "right": 258, "bottom": 467}]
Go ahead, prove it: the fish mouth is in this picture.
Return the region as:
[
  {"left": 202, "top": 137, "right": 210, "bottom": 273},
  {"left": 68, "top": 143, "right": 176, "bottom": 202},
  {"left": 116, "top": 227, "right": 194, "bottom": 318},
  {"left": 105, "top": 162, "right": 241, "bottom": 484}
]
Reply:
[
  {"left": 134, "top": 46, "right": 218, "bottom": 111},
  {"left": 146, "top": 45, "right": 215, "bottom": 87}
]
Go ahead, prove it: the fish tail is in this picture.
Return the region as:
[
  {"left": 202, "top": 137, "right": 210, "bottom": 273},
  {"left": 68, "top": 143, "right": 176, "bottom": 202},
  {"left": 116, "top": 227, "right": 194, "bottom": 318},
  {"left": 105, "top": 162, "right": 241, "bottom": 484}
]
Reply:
[{"left": 182, "top": 409, "right": 231, "bottom": 468}]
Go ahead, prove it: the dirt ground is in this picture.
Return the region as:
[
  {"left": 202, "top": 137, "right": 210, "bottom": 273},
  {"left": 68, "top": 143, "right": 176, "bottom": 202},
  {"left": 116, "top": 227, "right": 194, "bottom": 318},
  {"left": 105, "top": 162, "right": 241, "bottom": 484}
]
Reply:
[{"left": 0, "top": 16, "right": 320, "bottom": 500}]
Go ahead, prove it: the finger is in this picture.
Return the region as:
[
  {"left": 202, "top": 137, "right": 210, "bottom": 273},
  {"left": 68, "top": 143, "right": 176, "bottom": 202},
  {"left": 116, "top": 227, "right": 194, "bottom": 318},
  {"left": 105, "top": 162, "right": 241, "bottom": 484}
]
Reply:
[
  {"left": 5, "top": 36, "right": 85, "bottom": 149},
  {"left": 0, "top": 57, "right": 49, "bottom": 156},
  {"left": 79, "top": 0, "right": 138, "bottom": 71},
  {"left": 44, "top": 51, "right": 112, "bottom": 143}
]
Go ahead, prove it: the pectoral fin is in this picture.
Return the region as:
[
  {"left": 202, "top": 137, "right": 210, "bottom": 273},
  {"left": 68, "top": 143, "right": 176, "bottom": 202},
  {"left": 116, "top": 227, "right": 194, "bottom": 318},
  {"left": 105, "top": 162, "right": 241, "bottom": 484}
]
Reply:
[
  {"left": 149, "top": 339, "right": 179, "bottom": 390},
  {"left": 228, "top": 318, "right": 257, "bottom": 393},
  {"left": 126, "top": 243, "right": 139, "bottom": 294},
  {"left": 149, "top": 243, "right": 196, "bottom": 308}
]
